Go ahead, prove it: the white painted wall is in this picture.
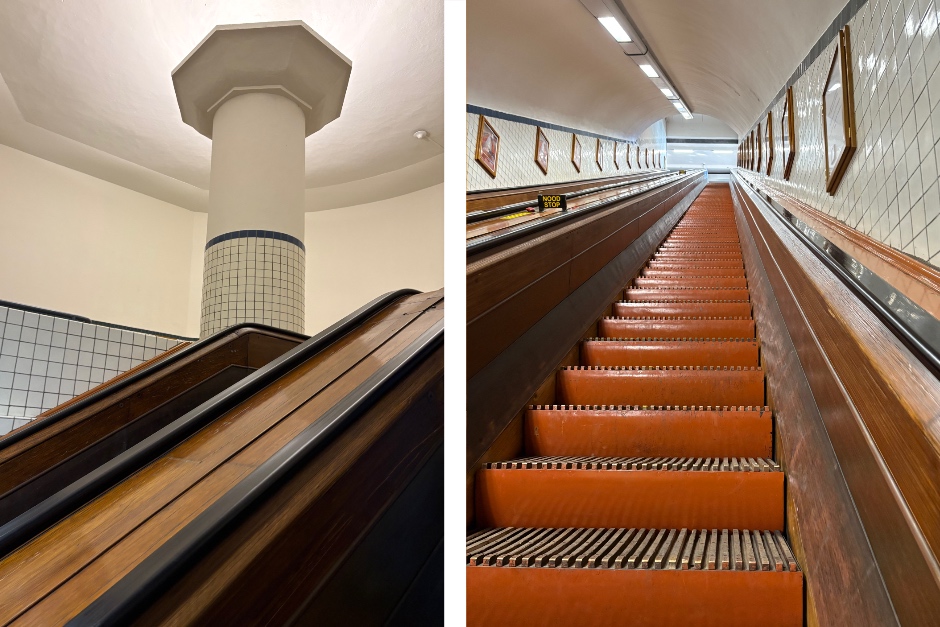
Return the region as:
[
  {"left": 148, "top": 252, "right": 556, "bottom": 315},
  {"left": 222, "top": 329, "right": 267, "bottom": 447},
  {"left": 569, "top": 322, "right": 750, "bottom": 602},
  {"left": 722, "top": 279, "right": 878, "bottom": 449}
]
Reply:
[
  {"left": 0, "top": 144, "right": 206, "bottom": 337},
  {"left": 304, "top": 184, "right": 444, "bottom": 333}
]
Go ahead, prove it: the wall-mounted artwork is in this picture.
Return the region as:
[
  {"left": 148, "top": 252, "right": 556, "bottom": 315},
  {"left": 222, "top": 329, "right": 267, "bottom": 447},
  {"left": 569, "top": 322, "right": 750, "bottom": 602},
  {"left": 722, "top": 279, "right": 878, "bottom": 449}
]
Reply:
[
  {"left": 644, "top": 148, "right": 649, "bottom": 168},
  {"left": 750, "top": 131, "right": 756, "bottom": 170},
  {"left": 613, "top": 141, "right": 620, "bottom": 169},
  {"left": 571, "top": 134, "right": 582, "bottom": 173},
  {"left": 756, "top": 123, "right": 763, "bottom": 173},
  {"left": 822, "top": 25, "right": 857, "bottom": 195},
  {"left": 595, "top": 138, "right": 604, "bottom": 171},
  {"left": 636, "top": 145, "right": 640, "bottom": 168},
  {"left": 625, "top": 143, "right": 631, "bottom": 168},
  {"left": 474, "top": 114, "right": 500, "bottom": 178},
  {"left": 781, "top": 85, "right": 796, "bottom": 180},
  {"left": 765, "top": 111, "right": 774, "bottom": 175},
  {"left": 534, "top": 126, "right": 550, "bottom": 175}
]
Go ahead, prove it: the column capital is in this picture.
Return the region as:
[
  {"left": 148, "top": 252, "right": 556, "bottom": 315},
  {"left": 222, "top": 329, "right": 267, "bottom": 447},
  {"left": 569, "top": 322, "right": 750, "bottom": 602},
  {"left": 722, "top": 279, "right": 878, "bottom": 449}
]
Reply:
[{"left": 172, "top": 21, "right": 351, "bottom": 139}]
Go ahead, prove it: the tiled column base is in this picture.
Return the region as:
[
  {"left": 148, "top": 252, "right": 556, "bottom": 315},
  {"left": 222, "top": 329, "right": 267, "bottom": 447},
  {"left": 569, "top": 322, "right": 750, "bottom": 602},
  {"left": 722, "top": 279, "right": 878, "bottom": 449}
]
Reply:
[{"left": 200, "top": 230, "right": 305, "bottom": 337}]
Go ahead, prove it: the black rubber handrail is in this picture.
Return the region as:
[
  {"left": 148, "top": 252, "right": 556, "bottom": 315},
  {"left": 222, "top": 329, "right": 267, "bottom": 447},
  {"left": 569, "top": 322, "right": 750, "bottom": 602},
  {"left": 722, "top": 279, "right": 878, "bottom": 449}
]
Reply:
[
  {"left": 466, "top": 171, "right": 671, "bottom": 223},
  {"left": 733, "top": 172, "right": 940, "bottom": 378},
  {"left": 0, "top": 289, "right": 419, "bottom": 559},
  {"left": 466, "top": 170, "right": 705, "bottom": 256},
  {"left": 0, "top": 322, "right": 308, "bottom": 451},
  {"left": 68, "top": 317, "right": 444, "bottom": 627}
]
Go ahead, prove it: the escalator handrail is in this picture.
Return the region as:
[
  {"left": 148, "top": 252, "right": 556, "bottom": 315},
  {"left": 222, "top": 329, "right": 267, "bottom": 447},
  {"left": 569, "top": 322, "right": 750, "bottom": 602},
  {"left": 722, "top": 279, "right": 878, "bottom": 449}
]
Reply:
[
  {"left": 466, "top": 171, "right": 671, "bottom": 223},
  {"left": 733, "top": 172, "right": 940, "bottom": 378},
  {"left": 0, "top": 321, "right": 309, "bottom": 451},
  {"left": 467, "top": 170, "right": 704, "bottom": 256},
  {"left": 69, "top": 317, "right": 444, "bottom": 627},
  {"left": 0, "top": 289, "right": 420, "bottom": 559}
]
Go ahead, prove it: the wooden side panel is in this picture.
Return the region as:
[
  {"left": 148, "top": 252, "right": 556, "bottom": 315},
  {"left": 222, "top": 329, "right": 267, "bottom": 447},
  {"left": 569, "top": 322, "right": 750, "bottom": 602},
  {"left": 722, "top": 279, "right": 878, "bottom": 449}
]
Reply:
[{"left": 731, "top": 179, "right": 909, "bottom": 626}]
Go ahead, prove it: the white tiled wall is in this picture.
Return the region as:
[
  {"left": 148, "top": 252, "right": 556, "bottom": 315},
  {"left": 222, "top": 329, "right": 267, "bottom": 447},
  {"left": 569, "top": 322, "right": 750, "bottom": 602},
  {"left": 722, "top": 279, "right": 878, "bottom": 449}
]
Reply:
[
  {"left": 0, "top": 304, "right": 184, "bottom": 435},
  {"left": 201, "top": 235, "right": 305, "bottom": 337},
  {"left": 467, "top": 112, "right": 667, "bottom": 191},
  {"left": 745, "top": 0, "right": 940, "bottom": 268}
]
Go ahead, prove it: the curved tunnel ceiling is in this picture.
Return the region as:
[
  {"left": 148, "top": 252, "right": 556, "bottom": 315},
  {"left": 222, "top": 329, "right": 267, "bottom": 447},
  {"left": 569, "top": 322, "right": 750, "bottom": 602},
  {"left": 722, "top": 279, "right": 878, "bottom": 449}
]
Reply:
[
  {"left": 468, "top": 0, "right": 673, "bottom": 140},
  {"left": 620, "top": 0, "right": 848, "bottom": 136},
  {"left": 469, "top": 0, "right": 848, "bottom": 139}
]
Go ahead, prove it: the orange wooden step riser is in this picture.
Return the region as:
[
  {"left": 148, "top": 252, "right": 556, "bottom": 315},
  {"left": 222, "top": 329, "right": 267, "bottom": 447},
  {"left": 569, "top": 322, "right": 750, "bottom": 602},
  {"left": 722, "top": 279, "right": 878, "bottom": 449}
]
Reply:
[
  {"left": 647, "top": 261, "right": 744, "bottom": 269},
  {"left": 556, "top": 369, "right": 764, "bottom": 406},
  {"left": 525, "top": 409, "right": 772, "bottom": 458},
  {"left": 599, "top": 318, "right": 755, "bottom": 339},
  {"left": 475, "top": 469, "right": 784, "bottom": 529},
  {"left": 625, "top": 289, "right": 749, "bottom": 302},
  {"left": 582, "top": 340, "right": 759, "bottom": 367},
  {"left": 655, "top": 253, "right": 743, "bottom": 260},
  {"left": 634, "top": 277, "right": 748, "bottom": 288},
  {"left": 613, "top": 302, "right": 752, "bottom": 317},
  {"left": 642, "top": 268, "right": 747, "bottom": 277},
  {"left": 467, "top": 569, "right": 803, "bottom": 627}
]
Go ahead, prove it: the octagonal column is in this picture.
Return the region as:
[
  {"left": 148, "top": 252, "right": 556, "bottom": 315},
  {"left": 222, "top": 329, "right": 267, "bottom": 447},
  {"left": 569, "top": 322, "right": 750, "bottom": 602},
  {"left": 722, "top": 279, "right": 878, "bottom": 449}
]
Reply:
[{"left": 172, "top": 21, "right": 351, "bottom": 337}]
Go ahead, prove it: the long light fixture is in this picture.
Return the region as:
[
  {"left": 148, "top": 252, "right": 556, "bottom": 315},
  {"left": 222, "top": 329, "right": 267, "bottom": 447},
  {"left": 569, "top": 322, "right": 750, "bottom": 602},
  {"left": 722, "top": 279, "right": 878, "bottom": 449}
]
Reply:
[
  {"left": 579, "top": 0, "right": 692, "bottom": 122},
  {"left": 598, "top": 16, "right": 631, "bottom": 42}
]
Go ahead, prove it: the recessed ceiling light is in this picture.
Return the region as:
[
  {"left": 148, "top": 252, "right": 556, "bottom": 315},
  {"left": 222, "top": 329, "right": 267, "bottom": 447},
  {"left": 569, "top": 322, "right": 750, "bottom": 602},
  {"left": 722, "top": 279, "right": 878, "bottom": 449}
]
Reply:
[
  {"left": 639, "top": 64, "right": 659, "bottom": 78},
  {"left": 661, "top": 88, "right": 675, "bottom": 98},
  {"left": 598, "top": 17, "right": 631, "bottom": 42}
]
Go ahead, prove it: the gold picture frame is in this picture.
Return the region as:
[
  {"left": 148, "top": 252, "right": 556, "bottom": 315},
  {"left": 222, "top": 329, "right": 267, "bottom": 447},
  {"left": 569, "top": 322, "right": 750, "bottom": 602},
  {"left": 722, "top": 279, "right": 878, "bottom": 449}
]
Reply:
[
  {"left": 534, "top": 126, "right": 550, "bottom": 175},
  {"left": 613, "top": 141, "right": 620, "bottom": 169},
  {"left": 595, "top": 138, "right": 604, "bottom": 171},
  {"left": 750, "top": 131, "right": 756, "bottom": 170},
  {"left": 756, "top": 123, "right": 763, "bottom": 173},
  {"left": 474, "top": 115, "right": 500, "bottom": 178},
  {"left": 636, "top": 145, "right": 640, "bottom": 168},
  {"left": 571, "top": 134, "right": 582, "bottom": 173},
  {"left": 822, "top": 25, "right": 856, "bottom": 195},
  {"left": 765, "top": 111, "right": 774, "bottom": 175},
  {"left": 781, "top": 85, "right": 796, "bottom": 180},
  {"left": 644, "top": 148, "right": 649, "bottom": 168}
]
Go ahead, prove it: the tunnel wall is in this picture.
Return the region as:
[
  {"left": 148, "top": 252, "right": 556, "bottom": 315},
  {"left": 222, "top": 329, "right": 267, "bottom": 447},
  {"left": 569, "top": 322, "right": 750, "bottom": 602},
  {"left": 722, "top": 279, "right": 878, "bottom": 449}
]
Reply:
[
  {"left": 745, "top": 0, "right": 940, "bottom": 268},
  {"left": 466, "top": 108, "right": 666, "bottom": 191}
]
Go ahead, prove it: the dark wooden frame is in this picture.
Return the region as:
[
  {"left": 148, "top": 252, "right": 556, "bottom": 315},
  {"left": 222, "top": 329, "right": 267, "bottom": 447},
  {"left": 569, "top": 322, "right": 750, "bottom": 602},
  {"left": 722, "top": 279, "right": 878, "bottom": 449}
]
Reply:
[
  {"left": 822, "top": 25, "right": 857, "bottom": 195},
  {"left": 765, "top": 111, "right": 774, "bottom": 175},
  {"left": 571, "top": 134, "right": 582, "bottom": 173},
  {"left": 474, "top": 115, "right": 500, "bottom": 178},
  {"left": 613, "top": 141, "right": 620, "bottom": 169},
  {"left": 534, "top": 127, "right": 550, "bottom": 175},
  {"left": 756, "top": 122, "right": 763, "bottom": 173},
  {"left": 781, "top": 86, "right": 796, "bottom": 180},
  {"left": 595, "top": 138, "right": 604, "bottom": 171}
]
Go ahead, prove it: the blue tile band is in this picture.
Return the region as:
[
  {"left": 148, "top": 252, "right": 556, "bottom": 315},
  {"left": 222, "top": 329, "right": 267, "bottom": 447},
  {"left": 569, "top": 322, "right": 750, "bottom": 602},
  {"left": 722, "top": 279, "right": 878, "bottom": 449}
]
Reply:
[{"left": 205, "top": 230, "right": 305, "bottom": 253}]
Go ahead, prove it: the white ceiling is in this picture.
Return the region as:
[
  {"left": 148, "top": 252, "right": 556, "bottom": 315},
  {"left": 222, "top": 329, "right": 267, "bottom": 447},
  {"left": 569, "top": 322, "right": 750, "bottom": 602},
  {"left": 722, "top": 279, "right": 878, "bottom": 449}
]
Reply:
[
  {"left": 0, "top": 0, "right": 443, "bottom": 205},
  {"left": 469, "top": 0, "right": 847, "bottom": 139}
]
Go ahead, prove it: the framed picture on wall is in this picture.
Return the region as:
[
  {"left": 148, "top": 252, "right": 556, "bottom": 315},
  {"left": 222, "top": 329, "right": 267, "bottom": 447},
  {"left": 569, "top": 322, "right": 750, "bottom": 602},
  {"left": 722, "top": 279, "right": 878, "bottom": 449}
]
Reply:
[
  {"left": 474, "top": 115, "right": 500, "bottom": 178},
  {"left": 765, "top": 111, "right": 774, "bottom": 175},
  {"left": 571, "top": 134, "right": 582, "bottom": 173},
  {"left": 636, "top": 145, "right": 640, "bottom": 168},
  {"left": 613, "top": 141, "right": 620, "bottom": 169},
  {"left": 595, "top": 138, "right": 604, "bottom": 171},
  {"left": 625, "top": 143, "right": 631, "bottom": 168},
  {"left": 756, "top": 123, "right": 763, "bottom": 172},
  {"left": 822, "top": 25, "right": 856, "bottom": 195},
  {"left": 750, "top": 131, "right": 756, "bottom": 169},
  {"left": 781, "top": 85, "right": 796, "bottom": 180},
  {"left": 644, "top": 148, "right": 649, "bottom": 168},
  {"left": 534, "top": 126, "right": 550, "bottom": 175}
]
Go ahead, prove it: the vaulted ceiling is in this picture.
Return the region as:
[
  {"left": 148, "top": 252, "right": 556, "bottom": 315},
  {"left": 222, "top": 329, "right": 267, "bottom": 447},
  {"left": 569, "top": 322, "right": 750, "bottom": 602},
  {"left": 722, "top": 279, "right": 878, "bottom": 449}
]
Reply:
[
  {"left": 468, "top": 0, "right": 848, "bottom": 139},
  {"left": 0, "top": 0, "right": 443, "bottom": 210}
]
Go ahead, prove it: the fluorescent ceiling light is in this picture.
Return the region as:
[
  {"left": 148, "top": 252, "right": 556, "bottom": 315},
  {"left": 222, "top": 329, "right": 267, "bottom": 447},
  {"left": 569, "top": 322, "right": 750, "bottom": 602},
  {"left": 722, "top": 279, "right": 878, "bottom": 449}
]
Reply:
[
  {"left": 598, "top": 16, "right": 631, "bottom": 42},
  {"left": 673, "top": 102, "right": 685, "bottom": 111},
  {"left": 682, "top": 112, "right": 693, "bottom": 120},
  {"left": 639, "top": 64, "right": 659, "bottom": 78},
  {"left": 661, "top": 88, "right": 675, "bottom": 98}
]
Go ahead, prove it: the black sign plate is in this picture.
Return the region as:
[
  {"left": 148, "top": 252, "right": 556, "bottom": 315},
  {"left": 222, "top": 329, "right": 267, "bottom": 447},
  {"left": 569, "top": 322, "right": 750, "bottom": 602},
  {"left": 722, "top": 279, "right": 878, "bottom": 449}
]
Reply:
[{"left": 537, "top": 194, "right": 567, "bottom": 212}]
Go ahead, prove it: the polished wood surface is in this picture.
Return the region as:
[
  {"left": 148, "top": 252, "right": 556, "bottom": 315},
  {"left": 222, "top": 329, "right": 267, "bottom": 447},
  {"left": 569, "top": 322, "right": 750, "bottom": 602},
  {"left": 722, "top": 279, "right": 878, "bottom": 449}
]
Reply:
[
  {"left": 738, "top": 168, "right": 940, "bottom": 319},
  {"left": 466, "top": 172, "right": 658, "bottom": 214},
  {"left": 467, "top": 172, "right": 704, "bottom": 378},
  {"left": 0, "top": 291, "right": 443, "bottom": 625},
  {"left": 732, "top": 176, "right": 940, "bottom": 625},
  {"left": 0, "top": 327, "right": 302, "bottom": 523}
]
